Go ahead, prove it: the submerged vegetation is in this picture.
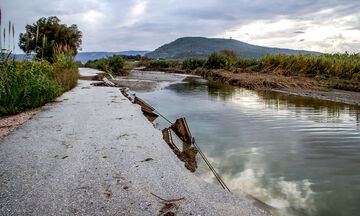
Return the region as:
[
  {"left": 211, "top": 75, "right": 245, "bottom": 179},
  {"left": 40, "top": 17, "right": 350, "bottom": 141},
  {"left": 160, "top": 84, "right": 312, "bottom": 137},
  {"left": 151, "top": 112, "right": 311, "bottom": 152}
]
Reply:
[
  {"left": 0, "top": 11, "right": 80, "bottom": 116},
  {"left": 145, "top": 49, "right": 360, "bottom": 91}
]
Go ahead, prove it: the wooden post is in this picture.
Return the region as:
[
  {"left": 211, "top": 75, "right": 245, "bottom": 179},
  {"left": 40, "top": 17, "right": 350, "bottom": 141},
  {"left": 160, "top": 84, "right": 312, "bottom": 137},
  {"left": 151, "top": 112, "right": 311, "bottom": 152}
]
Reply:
[
  {"left": 170, "top": 117, "right": 192, "bottom": 144},
  {"left": 134, "top": 97, "right": 158, "bottom": 117}
]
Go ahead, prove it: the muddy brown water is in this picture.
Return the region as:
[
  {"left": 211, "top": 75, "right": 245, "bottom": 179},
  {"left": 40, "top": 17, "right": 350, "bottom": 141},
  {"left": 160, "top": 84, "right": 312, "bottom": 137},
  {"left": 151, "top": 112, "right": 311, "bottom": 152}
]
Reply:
[{"left": 130, "top": 71, "right": 360, "bottom": 216}]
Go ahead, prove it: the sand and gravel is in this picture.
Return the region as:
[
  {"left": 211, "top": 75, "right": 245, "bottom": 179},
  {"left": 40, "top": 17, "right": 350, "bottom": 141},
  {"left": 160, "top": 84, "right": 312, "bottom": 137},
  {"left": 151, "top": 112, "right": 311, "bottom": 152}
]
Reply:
[
  {"left": 273, "top": 88, "right": 360, "bottom": 106},
  {"left": 112, "top": 70, "right": 193, "bottom": 92},
  {"left": 0, "top": 68, "right": 268, "bottom": 215},
  {"left": 0, "top": 110, "right": 39, "bottom": 140}
]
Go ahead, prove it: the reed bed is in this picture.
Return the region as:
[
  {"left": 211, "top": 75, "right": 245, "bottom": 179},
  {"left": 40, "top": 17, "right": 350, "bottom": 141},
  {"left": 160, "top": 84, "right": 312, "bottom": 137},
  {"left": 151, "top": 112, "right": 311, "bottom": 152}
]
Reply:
[
  {"left": 148, "top": 51, "right": 360, "bottom": 91},
  {"left": 0, "top": 45, "right": 78, "bottom": 116}
]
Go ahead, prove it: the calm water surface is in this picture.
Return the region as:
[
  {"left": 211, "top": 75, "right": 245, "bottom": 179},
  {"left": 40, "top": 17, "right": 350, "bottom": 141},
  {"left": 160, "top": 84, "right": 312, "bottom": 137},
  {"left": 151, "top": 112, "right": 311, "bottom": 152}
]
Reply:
[{"left": 135, "top": 75, "right": 360, "bottom": 216}]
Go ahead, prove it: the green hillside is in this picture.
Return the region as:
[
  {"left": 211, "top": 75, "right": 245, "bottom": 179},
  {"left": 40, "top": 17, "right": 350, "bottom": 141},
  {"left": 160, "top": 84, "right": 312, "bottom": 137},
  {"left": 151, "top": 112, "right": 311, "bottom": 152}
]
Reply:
[{"left": 146, "top": 37, "right": 321, "bottom": 59}]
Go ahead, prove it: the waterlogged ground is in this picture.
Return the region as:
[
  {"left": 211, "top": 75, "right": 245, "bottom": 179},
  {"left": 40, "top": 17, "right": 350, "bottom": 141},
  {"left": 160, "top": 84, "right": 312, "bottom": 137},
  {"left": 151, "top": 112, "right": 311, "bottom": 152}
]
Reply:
[{"left": 131, "top": 71, "right": 360, "bottom": 216}]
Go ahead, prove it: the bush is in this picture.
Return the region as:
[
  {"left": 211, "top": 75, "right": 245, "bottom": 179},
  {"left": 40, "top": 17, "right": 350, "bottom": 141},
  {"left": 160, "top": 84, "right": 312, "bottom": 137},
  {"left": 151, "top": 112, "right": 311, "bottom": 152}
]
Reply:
[
  {"left": 107, "top": 55, "right": 125, "bottom": 75},
  {"left": 148, "top": 59, "right": 181, "bottom": 68},
  {"left": 0, "top": 52, "right": 79, "bottom": 116},
  {"left": 0, "top": 59, "right": 58, "bottom": 115},
  {"left": 204, "top": 53, "right": 228, "bottom": 69},
  {"left": 84, "top": 55, "right": 126, "bottom": 75},
  {"left": 75, "top": 61, "right": 83, "bottom": 67},
  {"left": 235, "top": 57, "right": 259, "bottom": 70},
  {"left": 219, "top": 49, "right": 238, "bottom": 58},
  {"left": 182, "top": 58, "right": 206, "bottom": 70},
  {"left": 138, "top": 56, "right": 152, "bottom": 67}
]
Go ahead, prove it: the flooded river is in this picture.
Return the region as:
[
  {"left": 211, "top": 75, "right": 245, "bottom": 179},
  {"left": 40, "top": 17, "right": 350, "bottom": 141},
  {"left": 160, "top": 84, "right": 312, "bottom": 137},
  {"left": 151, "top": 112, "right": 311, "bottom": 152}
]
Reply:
[{"left": 129, "top": 71, "right": 360, "bottom": 216}]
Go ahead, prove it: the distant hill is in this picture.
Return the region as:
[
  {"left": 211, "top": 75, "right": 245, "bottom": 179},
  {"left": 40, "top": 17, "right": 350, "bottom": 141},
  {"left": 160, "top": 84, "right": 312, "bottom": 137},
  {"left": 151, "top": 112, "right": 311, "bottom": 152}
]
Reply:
[
  {"left": 75, "top": 51, "right": 149, "bottom": 63},
  {"left": 146, "top": 37, "right": 321, "bottom": 59},
  {"left": 15, "top": 50, "right": 149, "bottom": 63}
]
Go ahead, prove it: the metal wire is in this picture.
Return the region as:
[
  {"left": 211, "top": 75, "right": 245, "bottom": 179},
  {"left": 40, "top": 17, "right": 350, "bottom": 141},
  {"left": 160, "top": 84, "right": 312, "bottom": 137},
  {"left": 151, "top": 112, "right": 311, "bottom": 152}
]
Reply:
[
  {"left": 153, "top": 110, "right": 173, "bottom": 125},
  {"left": 193, "top": 140, "right": 231, "bottom": 192},
  {"left": 153, "top": 110, "right": 231, "bottom": 193}
]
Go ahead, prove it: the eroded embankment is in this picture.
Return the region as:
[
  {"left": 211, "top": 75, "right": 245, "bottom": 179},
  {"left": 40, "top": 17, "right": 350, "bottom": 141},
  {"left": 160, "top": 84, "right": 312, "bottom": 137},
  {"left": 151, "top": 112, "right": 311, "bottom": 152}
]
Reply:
[{"left": 192, "top": 69, "right": 322, "bottom": 90}]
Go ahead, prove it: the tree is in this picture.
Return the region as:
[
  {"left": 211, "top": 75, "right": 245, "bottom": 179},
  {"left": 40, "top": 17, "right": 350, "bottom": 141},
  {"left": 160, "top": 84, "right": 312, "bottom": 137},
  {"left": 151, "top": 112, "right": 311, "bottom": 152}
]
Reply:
[
  {"left": 219, "top": 49, "right": 238, "bottom": 58},
  {"left": 18, "top": 16, "right": 82, "bottom": 62}
]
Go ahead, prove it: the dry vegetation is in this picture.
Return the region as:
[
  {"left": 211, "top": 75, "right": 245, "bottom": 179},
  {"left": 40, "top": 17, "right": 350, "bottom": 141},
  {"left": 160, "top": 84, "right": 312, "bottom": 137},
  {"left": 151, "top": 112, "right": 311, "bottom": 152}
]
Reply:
[
  {"left": 193, "top": 69, "right": 322, "bottom": 90},
  {"left": 144, "top": 49, "right": 360, "bottom": 91}
]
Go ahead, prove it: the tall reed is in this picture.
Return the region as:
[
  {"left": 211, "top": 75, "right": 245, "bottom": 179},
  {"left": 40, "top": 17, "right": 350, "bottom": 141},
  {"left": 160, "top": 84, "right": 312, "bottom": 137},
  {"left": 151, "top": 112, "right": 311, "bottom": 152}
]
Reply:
[
  {"left": 8, "top": 20, "right": 10, "bottom": 51},
  {"left": 3, "top": 28, "right": 5, "bottom": 50},
  {"left": 0, "top": 8, "right": 2, "bottom": 52},
  {"left": 12, "top": 23, "right": 15, "bottom": 51}
]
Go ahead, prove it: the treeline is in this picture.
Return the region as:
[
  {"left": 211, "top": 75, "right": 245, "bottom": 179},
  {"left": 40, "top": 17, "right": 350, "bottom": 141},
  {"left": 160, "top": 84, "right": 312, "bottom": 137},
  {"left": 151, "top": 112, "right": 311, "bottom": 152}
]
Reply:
[
  {"left": 121, "top": 54, "right": 142, "bottom": 61},
  {"left": 144, "top": 49, "right": 360, "bottom": 91}
]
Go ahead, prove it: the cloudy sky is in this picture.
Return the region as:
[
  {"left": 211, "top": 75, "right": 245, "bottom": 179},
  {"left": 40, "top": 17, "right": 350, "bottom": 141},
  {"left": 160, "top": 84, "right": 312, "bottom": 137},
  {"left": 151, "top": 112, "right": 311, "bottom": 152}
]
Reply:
[{"left": 2, "top": 0, "right": 360, "bottom": 53}]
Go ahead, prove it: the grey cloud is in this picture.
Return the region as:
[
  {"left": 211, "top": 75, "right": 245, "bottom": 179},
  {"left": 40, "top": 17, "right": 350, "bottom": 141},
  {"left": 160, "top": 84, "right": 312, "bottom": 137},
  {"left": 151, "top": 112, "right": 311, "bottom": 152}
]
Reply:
[
  {"left": 173, "top": 8, "right": 236, "bottom": 21},
  {"left": 327, "top": 34, "right": 345, "bottom": 40},
  {"left": 2, "top": 0, "right": 360, "bottom": 53}
]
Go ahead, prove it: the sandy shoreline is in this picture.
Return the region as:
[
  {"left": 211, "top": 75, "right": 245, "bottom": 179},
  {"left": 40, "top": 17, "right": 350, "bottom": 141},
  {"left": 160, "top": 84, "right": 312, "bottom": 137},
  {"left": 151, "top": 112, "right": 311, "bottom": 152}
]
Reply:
[
  {"left": 272, "top": 88, "right": 360, "bottom": 106},
  {"left": 113, "top": 70, "right": 192, "bottom": 92}
]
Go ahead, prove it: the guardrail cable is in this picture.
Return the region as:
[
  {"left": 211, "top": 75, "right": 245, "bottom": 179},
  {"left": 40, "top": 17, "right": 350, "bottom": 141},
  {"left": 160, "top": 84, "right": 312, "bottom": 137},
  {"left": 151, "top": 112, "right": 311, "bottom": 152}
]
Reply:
[{"left": 153, "top": 110, "right": 232, "bottom": 193}]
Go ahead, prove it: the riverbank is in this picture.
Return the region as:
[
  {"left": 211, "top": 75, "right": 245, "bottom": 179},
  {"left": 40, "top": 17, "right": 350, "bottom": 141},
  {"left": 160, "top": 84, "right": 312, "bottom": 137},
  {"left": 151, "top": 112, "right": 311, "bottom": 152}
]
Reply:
[
  {"left": 142, "top": 67, "right": 360, "bottom": 106},
  {"left": 0, "top": 68, "right": 268, "bottom": 215}
]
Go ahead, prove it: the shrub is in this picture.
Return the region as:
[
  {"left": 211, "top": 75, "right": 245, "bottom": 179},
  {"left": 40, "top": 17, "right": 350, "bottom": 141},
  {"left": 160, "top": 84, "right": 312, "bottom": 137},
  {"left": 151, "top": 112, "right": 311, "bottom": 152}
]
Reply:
[
  {"left": 148, "top": 59, "right": 181, "bottom": 69},
  {"left": 219, "top": 49, "right": 238, "bottom": 58},
  {"left": 182, "top": 58, "right": 206, "bottom": 70},
  {"left": 235, "top": 57, "right": 259, "bottom": 70},
  {"left": 107, "top": 55, "right": 125, "bottom": 75},
  {"left": 84, "top": 55, "right": 126, "bottom": 76},
  {"left": 204, "top": 53, "right": 228, "bottom": 69},
  {"left": 0, "top": 52, "right": 79, "bottom": 116},
  {"left": 138, "top": 56, "right": 152, "bottom": 67},
  {"left": 0, "top": 59, "right": 59, "bottom": 115},
  {"left": 75, "top": 61, "right": 83, "bottom": 67}
]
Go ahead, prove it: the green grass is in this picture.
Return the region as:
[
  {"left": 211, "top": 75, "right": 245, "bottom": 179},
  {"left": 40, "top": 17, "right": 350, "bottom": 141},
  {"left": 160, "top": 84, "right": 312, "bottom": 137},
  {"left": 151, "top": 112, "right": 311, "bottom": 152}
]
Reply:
[{"left": 0, "top": 53, "right": 79, "bottom": 116}]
